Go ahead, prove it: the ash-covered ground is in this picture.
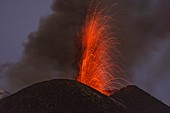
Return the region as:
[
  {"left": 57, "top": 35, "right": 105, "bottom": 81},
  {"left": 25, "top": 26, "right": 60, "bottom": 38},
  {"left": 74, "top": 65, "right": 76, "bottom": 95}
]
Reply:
[{"left": 0, "top": 79, "right": 170, "bottom": 113}]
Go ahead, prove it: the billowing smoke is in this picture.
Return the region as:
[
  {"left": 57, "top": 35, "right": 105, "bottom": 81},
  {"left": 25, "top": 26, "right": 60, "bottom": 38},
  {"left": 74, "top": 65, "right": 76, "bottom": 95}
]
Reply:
[
  {"left": 116, "top": 0, "right": 170, "bottom": 105},
  {"left": 5, "top": 0, "right": 90, "bottom": 93}
]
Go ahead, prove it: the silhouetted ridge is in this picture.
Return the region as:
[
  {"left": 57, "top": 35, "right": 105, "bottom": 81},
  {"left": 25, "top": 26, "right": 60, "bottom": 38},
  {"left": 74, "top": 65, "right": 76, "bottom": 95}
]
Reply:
[
  {"left": 0, "top": 80, "right": 169, "bottom": 113},
  {"left": 0, "top": 79, "right": 125, "bottom": 113},
  {"left": 110, "top": 85, "right": 170, "bottom": 113}
]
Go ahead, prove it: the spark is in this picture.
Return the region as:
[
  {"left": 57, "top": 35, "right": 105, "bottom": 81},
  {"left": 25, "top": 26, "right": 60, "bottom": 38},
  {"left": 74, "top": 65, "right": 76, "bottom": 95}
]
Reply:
[{"left": 77, "top": 1, "right": 129, "bottom": 96}]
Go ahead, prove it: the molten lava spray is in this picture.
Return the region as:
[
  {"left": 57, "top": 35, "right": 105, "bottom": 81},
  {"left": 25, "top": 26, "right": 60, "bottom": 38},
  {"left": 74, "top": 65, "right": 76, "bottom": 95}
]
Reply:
[{"left": 77, "top": 1, "right": 128, "bottom": 96}]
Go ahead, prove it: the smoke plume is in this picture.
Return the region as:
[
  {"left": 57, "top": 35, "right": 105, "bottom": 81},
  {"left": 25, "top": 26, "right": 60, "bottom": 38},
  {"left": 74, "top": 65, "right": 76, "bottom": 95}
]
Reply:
[
  {"left": 6, "top": 0, "right": 90, "bottom": 93},
  {"left": 116, "top": 0, "right": 170, "bottom": 105}
]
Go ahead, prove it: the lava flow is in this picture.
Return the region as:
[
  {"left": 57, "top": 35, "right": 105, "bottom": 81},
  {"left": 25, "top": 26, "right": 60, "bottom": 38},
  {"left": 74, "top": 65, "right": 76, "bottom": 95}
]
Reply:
[{"left": 77, "top": 2, "right": 128, "bottom": 96}]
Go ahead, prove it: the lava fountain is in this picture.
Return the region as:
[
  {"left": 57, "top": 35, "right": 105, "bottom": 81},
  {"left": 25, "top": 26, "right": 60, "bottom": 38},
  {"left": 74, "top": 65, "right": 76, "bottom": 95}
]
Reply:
[{"left": 77, "top": 1, "right": 129, "bottom": 96}]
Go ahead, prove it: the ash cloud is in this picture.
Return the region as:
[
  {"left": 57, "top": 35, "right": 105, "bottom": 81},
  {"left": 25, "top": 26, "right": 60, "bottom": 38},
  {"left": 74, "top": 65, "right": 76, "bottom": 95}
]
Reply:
[
  {"left": 5, "top": 0, "right": 90, "bottom": 93},
  {"left": 115, "top": 0, "right": 170, "bottom": 105}
]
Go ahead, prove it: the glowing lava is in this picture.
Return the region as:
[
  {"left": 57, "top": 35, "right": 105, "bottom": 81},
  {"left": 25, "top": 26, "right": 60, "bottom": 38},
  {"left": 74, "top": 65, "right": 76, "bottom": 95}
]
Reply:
[{"left": 77, "top": 1, "right": 129, "bottom": 96}]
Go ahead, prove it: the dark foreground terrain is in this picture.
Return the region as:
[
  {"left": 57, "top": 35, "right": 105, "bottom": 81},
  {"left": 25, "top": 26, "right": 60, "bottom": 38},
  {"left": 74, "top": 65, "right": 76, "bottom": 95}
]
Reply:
[
  {"left": 0, "top": 79, "right": 169, "bottom": 113},
  {"left": 0, "top": 79, "right": 125, "bottom": 113},
  {"left": 110, "top": 85, "right": 170, "bottom": 113}
]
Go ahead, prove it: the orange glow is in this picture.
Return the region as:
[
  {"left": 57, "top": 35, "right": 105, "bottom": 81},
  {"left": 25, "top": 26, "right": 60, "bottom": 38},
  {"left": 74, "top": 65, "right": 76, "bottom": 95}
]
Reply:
[{"left": 77, "top": 2, "right": 129, "bottom": 96}]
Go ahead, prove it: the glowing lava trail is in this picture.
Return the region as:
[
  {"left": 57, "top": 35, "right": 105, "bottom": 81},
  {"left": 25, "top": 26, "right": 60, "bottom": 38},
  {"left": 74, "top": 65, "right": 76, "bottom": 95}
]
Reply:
[{"left": 77, "top": 1, "right": 129, "bottom": 96}]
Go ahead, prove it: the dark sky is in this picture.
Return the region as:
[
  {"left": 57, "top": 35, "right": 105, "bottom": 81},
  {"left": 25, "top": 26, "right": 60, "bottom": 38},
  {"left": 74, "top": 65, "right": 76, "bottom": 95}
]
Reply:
[
  {"left": 0, "top": 0, "right": 52, "bottom": 64},
  {"left": 0, "top": 0, "right": 170, "bottom": 106}
]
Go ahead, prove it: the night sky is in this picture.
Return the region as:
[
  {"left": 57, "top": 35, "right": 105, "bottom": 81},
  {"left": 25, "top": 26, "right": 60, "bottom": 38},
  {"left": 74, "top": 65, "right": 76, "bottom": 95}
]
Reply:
[
  {"left": 0, "top": 0, "right": 52, "bottom": 64},
  {"left": 0, "top": 0, "right": 170, "bottom": 106}
]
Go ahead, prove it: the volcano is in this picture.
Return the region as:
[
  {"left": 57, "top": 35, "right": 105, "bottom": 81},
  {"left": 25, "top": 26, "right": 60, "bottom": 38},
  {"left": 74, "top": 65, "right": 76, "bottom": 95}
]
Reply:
[
  {"left": 0, "top": 79, "right": 169, "bottom": 113},
  {"left": 0, "top": 79, "right": 125, "bottom": 113}
]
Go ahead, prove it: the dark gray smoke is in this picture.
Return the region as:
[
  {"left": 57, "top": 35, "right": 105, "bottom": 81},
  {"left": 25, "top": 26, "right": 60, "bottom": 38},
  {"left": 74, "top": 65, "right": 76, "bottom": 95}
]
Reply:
[
  {"left": 6, "top": 0, "right": 90, "bottom": 93},
  {"left": 115, "top": 0, "right": 170, "bottom": 105}
]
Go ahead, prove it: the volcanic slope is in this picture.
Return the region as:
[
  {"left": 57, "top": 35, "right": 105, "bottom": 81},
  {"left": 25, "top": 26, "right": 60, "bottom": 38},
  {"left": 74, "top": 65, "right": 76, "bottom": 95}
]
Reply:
[
  {"left": 0, "top": 79, "right": 126, "bottom": 113},
  {"left": 110, "top": 85, "right": 170, "bottom": 113}
]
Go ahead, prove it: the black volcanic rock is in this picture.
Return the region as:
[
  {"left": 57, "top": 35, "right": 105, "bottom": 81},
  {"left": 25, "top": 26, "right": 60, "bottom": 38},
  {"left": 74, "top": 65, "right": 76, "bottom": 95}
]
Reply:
[
  {"left": 0, "top": 79, "right": 126, "bottom": 113},
  {"left": 109, "top": 85, "right": 170, "bottom": 113}
]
